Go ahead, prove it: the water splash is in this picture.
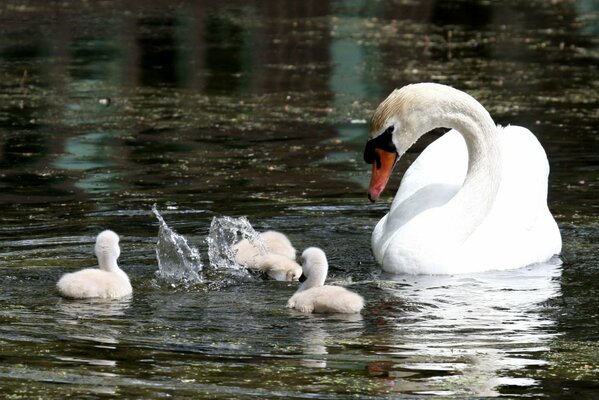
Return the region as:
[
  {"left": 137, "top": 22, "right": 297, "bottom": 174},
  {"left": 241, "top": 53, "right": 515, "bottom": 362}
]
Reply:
[
  {"left": 206, "top": 215, "right": 266, "bottom": 272},
  {"left": 152, "top": 208, "right": 265, "bottom": 289},
  {"left": 153, "top": 204, "right": 203, "bottom": 287}
]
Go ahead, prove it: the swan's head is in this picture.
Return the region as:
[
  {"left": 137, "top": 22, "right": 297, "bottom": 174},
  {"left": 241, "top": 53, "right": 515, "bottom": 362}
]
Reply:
[
  {"left": 364, "top": 83, "right": 460, "bottom": 202},
  {"left": 94, "top": 230, "right": 121, "bottom": 268},
  {"left": 299, "top": 247, "right": 328, "bottom": 289}
]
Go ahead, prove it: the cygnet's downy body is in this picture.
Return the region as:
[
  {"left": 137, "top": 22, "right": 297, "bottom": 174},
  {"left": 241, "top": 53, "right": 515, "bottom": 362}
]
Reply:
[
  {"left": 234, "top": 230, "right": 302, "bottom": 281},
  {"left": 233, "top": 231, "right": 302, "bottom": 281},
  {"left": 56, "top": 230, "right": 132, "bottom": 299},
  {"left": 287, "top": 247, "right": 364, "bottom": 313},
  {"left": 257, "top": 231, "right": 297, "bottom": 260}
]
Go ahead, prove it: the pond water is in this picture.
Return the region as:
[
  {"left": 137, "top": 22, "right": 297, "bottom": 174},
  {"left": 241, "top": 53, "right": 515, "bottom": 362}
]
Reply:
[{"left": 0, "top": 0, "right": 598, "bottom": 398}]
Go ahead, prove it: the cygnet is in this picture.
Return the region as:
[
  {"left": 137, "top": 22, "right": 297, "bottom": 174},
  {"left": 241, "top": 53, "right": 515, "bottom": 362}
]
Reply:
[
  {"left": 56, "top": 230, "right": 132, "bottom": 299},
  {"left": 287, "top": 247, "right": 364, "bottom": 313},
  {"left": 234, "top": 230, "right": 302, "bottom": 281},
  {"left": 251, "top": 253, "right": 303, "bottom": 281}
]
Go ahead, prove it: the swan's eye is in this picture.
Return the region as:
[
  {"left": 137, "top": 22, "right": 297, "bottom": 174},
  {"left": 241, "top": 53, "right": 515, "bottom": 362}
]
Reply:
[{"left": 364, "top": 125, "right": 397, "bottom": 165}]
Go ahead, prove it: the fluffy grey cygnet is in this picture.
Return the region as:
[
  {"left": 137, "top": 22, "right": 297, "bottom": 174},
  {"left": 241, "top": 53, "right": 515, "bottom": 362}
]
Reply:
[
  {"left": 234, "top": 230, "right": 302, "bottom": 281},
  {"left": 287, "top": 247, "right": 364, "bottom": 313},
  {"left": 56, "top": 230, "right": 132, "bottom": 299}
]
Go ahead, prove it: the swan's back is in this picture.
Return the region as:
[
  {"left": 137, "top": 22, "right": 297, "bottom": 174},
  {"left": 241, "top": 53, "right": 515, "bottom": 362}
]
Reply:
[{"left": 463, "top": 125, "right": 561, "bottom": 269}]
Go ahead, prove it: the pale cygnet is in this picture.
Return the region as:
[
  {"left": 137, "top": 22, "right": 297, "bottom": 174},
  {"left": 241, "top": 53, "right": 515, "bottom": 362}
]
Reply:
[
  {"left": 253, "top": 253, "right": 302, "bottom": 281},
  {"left": 56, "top": 230, "right": 132, "bottom": 299},
  {"left": 259, "top": 230, "right": 297, "bottom": 260},
  {"left": 234, "top": 230, "right": 301, "bottom": 281},
  {"left": 287, "top": 247, "right": 364, "bottom": 313}
]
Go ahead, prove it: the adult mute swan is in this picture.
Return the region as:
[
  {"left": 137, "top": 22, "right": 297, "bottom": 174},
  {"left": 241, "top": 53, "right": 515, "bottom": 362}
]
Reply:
[
  {"left": 364, "top": 83, "right": 561, "bottom": 275},
  {"left": 56, "top": 230, "right": 132, "bottom": 299},
  {"left": 234, "top": 230, "right": 302, "bottom": 281},
  {"left": 287, "top": 247, "right": 364, "bottom": 313}
]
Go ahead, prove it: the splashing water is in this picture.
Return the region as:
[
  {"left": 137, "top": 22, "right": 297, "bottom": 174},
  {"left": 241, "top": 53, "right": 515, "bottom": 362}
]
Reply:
[
  {"left": 152, "top": 207, "right": 266, "bottom": 289},
  {"left": 206, "top": 215, "right": 267, "bottom": 273},
  {"left": 153, "top": 205, "right": 203, "bottom": 287}
]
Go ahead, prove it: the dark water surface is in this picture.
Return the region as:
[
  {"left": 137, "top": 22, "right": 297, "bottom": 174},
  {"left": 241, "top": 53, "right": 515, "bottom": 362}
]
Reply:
[{"left": 0, "top": 0, "right": 598, "bottom": 398}]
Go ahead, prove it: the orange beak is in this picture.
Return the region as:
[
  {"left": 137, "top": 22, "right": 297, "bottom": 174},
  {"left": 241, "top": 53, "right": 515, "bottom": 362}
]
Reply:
[{"left": 368, "top": 148, "right": 398, "bottom": 202}]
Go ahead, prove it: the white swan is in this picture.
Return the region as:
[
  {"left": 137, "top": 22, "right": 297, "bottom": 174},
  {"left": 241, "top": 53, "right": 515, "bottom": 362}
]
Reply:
[
  {"left": 56, "top": 230, "right": 132, "bottom": 299},
  {"left": 287, "top": 247, "right": 364, "bottom": 313},
  {"left": 234, "top": 230, "right": 302, "bottom": 281},
  {"left": 364, "top": 83, "right": 562, "bottom": 275}
]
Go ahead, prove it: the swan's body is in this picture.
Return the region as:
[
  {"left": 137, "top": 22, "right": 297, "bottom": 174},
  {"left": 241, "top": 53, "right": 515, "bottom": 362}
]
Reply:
[
  {"left": 364, "top": 83, "right": 561, "bottom": 275},
  {"left": 57, "top": 230, "right": 132, "bottom": 299},
  {"left": 234, "top": 230, "right": 302, "bottom": 281},
  {"left": 287, "top": 247, "right": 364, "bottom": 313}
]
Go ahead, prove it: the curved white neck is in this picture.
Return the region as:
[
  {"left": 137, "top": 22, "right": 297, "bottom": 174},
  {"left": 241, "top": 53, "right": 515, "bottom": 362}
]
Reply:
[
  {"left": 442, "top": 107, "right": 501, "bottom": 242},
  {"left": 393, "top": 85, "right": 502, "bottom": 244},
  {"left": 298, "top": 262, "right": 327, "bottom": 291}
]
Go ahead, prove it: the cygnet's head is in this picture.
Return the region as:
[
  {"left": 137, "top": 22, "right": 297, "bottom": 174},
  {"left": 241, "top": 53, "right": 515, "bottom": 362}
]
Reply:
[
  {"left": 284, "top": 261, "right": 303, "bottom": 281},
  {"left": 94, "top": 230, "right": 121, "bottom": 263},
  {"left": 299, "top": 247, "right": 328, "bottom": 289},
  {"left": 256, "top": 254, "right": 303, "bottom": 281}
]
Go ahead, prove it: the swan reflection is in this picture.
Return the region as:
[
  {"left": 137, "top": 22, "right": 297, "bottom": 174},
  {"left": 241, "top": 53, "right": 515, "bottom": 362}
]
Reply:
[{"left": 375, "top": 262, "right": 561, "bottom": 396}]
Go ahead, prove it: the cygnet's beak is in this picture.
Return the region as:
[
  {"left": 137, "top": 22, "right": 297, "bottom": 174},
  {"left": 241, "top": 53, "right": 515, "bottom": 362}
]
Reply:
[{"left": 298, "top": 273, "right": 307, "bottom": 283}]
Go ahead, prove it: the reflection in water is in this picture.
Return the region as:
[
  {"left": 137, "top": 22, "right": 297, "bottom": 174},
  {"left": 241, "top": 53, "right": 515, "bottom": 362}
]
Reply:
[
  {"left": 204, "top": 7, "right": 254, "bottom": 94},
  {"left": 297, "top": 313, "right": 364, "bottom": 369},
  {"left": 56, "top": 295, "right": 131, "bottom": 320},
  {"left": 53, "top": 296, "right": 130, "bottom": 395},
  {"left": 138, "top": 17, "right": 180, "bottom": 87},
  {"left": 300, "top": 325, "right": 329, "bottom": 368},
  {"left": 53, "top": 132, "right": 125, "bottom": 193},
  {"left": 376, "top": 262, "right": 561, "bottom": 396}
]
